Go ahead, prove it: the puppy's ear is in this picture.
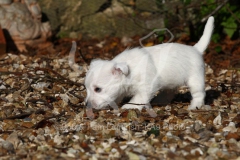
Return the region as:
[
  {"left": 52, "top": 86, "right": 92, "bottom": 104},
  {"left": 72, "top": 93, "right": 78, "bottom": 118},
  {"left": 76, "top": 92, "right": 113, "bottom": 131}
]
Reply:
[
  {"left": 89, "top": 59, "right": 104, "bottom": 69},
  {"left": 113, "top": 63, "right": 129, "bottom": 76}
]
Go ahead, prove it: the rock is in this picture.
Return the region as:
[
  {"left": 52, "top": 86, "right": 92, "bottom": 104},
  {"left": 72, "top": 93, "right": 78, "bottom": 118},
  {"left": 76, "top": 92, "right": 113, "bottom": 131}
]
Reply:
[
  {"left": 198, "top": 130, "right": 213, "bottom": 141},
  {"left": 213, "top": 112, "right": 222, "bottom": 126},
  {"left": 126, "top": 151, "right": 140, "bottom": 160},
  {"left": 135, "top": 0, "right": 159, "bottom": 12},
  {"left": 113, "top": 16, "right": 146, "bottom": 37},
  {"left": 80, "top": 12, "right": 114, "bottom": 38},
  {"left": 0, "top": 138, "right": 15, "bottom": 154},
  {"left": 127, "top": 110, "right": 138, "bottom": 120},
  {"left": 39, "top": 0, "right": 108, "bottom": 33},
  {"left": 6, "top": 131, "right": 22, "bottom": 149},
  {"left": 145, "top": 15, "right": 165, "bottom": 30},
  {"left": 222, "top": 122, "right": 237, "bottom": 133},
  {"left": 39, "top": 0, "right": 164, "bottom": 39},
  {"left": 0, "top": 0, "right": 52, "bottom": 52},
  {"left": 16, "top": 148, "right": 28, "bottom": 158},
  {"left": 193, "top": 121, "right": 202, "bottom": 132}
]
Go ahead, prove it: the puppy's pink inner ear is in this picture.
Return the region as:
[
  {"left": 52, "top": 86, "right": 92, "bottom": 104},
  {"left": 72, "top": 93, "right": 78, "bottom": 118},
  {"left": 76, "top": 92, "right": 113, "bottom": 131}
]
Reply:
[
  {"left": 112, "top": 63, "right": 129, "bottom": 75},
  {"left": 112, "top": 68, "right": 122, "bottom": 75}
]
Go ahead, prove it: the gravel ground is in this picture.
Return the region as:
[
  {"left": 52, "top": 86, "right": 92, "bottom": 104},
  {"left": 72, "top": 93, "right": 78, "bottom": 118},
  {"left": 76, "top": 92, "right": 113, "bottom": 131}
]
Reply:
[{"left": 0, "top": 36, "right": 239, "bottom": 159}]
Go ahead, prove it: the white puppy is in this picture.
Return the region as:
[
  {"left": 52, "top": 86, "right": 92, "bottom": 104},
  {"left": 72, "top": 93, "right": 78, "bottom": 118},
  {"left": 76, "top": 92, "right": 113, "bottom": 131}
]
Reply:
[{"left": 85, "top": 16, "right": 214, "bottom": 111}]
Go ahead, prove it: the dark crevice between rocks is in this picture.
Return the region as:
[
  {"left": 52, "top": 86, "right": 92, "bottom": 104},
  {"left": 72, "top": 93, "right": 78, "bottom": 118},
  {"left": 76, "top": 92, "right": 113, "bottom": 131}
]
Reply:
[
  {"left": 3, "top": 29, "right": 18, "bottom": 53},
  {"left": 96, "top": 0, "right": 112, "bottom": 13}
]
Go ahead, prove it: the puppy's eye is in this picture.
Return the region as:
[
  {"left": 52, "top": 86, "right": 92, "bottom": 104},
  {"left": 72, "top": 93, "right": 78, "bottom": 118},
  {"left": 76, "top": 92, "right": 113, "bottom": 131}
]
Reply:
[{"left": 94, "top": 87, "right": 102, "bottom": 93}]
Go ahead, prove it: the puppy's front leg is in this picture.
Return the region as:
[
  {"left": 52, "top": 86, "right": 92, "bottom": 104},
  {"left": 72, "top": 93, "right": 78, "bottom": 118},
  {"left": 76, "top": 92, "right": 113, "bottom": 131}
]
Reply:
[{"left": 121, "top": 92, "right": 151, "bottom": 110}]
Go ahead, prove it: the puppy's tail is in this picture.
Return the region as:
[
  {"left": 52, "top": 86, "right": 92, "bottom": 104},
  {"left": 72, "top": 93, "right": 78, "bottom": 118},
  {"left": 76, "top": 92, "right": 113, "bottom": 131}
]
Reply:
[{"left": 194, "top": 16, "right": 214, "bottom": 53}]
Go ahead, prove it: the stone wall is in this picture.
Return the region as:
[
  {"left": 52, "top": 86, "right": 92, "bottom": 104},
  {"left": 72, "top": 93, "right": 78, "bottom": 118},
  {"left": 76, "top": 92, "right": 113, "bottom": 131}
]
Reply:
[{"left": 38, "top": 0, "right": 165, "bottom": 39}]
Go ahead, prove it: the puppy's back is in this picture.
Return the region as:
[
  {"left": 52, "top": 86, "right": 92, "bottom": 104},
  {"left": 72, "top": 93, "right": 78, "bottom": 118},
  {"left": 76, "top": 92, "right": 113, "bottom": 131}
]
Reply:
[{"left": 145, "top": 43, "right": 204, "bottom": 88}]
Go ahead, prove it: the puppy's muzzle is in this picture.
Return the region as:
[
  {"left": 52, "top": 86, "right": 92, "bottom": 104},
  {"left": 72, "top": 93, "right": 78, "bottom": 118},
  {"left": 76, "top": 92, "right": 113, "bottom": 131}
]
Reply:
[
  {"left": 85, "top": 101, "right": 98, "bottom": 109},
  {"left": 86, "top": 101, "right": 91, "bottom": 108},
  {"left": 85, "top": 101, "right": 95, "bottom": 119}
]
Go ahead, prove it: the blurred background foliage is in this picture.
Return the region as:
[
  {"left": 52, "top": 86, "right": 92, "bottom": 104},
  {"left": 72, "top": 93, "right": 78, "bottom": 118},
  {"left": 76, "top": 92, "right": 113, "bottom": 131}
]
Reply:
[{"left": 155, "top": 0, "right": 239, "bottom": 42}]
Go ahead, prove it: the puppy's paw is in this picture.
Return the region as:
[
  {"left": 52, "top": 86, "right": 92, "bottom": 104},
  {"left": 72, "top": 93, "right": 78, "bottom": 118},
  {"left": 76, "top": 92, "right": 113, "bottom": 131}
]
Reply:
[
  {"left": 188, "top": 104, "right": 203, "bottom": 110},
  {"left": 187, "top": 105, "right": 198, "bottom": 110},
  {"left": 121, "top": 104, "right": 143, "bottom": 111},
  {"left": 189, "top": 98, "right": 204, "bottom": 110}
]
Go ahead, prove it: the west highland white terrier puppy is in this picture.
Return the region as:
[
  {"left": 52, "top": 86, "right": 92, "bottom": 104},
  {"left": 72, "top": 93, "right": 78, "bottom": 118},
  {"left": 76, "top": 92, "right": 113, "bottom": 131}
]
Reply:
[{"left": 85, "top": 16, "right": 214, "bottom": 111}]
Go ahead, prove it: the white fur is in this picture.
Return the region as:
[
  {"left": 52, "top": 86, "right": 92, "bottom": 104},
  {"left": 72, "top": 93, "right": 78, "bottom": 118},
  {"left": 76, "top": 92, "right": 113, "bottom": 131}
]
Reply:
[{"left": 85, "top": 16, "right": 214, "bottom": 110}]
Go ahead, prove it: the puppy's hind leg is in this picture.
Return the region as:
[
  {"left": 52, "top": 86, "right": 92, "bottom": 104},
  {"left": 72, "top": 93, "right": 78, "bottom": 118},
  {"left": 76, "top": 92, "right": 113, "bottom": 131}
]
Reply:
[{"left": 187, "top": 75, "right": 205, "bottom": 110}]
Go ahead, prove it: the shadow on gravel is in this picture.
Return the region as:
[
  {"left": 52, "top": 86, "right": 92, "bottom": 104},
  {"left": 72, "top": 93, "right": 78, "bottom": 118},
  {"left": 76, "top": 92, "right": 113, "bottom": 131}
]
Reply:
[{"left": 151, "top": 89, "right": 221, "bottom": 106}]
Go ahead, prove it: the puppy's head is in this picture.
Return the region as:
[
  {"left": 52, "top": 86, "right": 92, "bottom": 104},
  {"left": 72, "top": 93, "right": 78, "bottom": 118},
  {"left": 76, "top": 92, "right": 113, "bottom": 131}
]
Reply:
[{"left": 85, "top": 59, "right": 129, "bottom": 109}]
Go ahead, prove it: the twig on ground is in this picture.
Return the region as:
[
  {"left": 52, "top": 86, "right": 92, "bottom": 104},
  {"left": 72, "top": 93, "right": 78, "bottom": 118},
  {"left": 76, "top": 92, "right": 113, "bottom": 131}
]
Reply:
[
  {"left": 225, "top": 5, "right": 240, "bottom": 23},
  {"left": 139, "top": 28, "right": 174, "bottom": 47},
  {"left": 78, "top": 46, "right": 89, "bottom": 65},
  {"left": 34, "top": 67, "right": 85, "bottom": 90},
  {"left": 190, "top": 109, "right": 219, "bottom": 113},
  {"left": 0, "top": 112, "right": 32, "bottom": 121},
  {"left": 0, "top": 109, "right": 45, "bottom": 121},
  {"left": 31, "top": 111, "right": 65, "bottom": 129},
  {"left": 201, "top": 0, "right": 229, "bottom": 22}
]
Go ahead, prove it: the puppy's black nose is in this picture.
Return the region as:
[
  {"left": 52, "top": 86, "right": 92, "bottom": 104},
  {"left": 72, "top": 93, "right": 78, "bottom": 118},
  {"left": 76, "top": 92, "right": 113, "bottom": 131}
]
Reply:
[{"left": 86, "top": 101, "right": 91, "bottom": 108}]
